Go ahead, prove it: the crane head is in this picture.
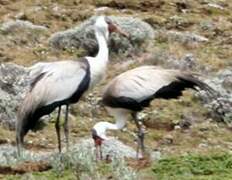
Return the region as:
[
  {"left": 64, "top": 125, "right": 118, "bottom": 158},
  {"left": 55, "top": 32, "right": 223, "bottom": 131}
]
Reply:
[
  {"left": 92, "top": 129, "right": 104, "bottom": 145},
  {"left": 94, "top": 16, "right": 129, "bottom": 41},
  {"left": 105, "top": 17, "right": 129, "bottom": 38}
]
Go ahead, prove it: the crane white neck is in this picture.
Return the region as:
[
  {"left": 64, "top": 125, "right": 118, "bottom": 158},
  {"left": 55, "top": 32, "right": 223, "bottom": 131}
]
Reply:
[
  {"left": 95, "top": 30, "right": 109, "bottom": 62},
  {"left": 86, "top": 29, "right": 109, "bottom": 89}
]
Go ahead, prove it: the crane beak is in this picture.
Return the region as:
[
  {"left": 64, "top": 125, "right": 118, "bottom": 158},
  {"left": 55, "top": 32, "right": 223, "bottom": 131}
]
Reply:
[
  {"left": 115, "top": 27, "right": 129, "bottom": 38},
  {"left": 108, "top": 23, "right": 129, "bottom": 38}
]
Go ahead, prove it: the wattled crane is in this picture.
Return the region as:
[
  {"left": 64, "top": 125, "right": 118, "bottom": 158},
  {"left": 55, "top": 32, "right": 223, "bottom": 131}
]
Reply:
[
  {"left": 92, "top": 65, "right": 217, "bottom": 159},
  {"left": 16, "top": 16, "right": 128, "bottom": 155}
]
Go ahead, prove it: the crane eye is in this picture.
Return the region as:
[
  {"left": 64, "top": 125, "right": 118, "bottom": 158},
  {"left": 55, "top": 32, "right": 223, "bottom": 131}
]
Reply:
[{"left": 105, "top": 17, "right": 112, "bottom": 25}]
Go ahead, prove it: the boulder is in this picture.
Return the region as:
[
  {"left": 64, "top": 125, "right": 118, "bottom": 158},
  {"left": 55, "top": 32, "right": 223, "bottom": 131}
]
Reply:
[
  {"left": 166, "top": 30, "right": 209, "bottom": 44},
  {"left": 72, "top": 138, "right": 137, "bottom": 159},
  {"left": 0, "top": 63, "right": 29, "bottom": 129},
  {"left": 49, "top": 16, "right": 155, "bottom": 56},
  {"left": 146, "top": 52, "right": 204, "bottom": 72},
  {"left": 0, "top": 20, "right": 48, "bottom": 47},
  {"left": 199, "top": 69, "right": 232, "bottom": 123},
  {"left": 0, "top": 20, "right": 48, "bottom": 34},
  {"left": 0, "top": 138, "right": 137, "bottom": 165}
]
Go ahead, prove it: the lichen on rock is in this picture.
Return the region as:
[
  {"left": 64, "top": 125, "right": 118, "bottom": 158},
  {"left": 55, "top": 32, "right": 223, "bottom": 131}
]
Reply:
[
  {"left": 0, "top": 63, "right": 29, "bottom": 129},
  {"left": 49, "top": 16, "right": 155, "bottom": 56},
  {"left": 199, "top": 69, "right": 232, "bottom": 123}
]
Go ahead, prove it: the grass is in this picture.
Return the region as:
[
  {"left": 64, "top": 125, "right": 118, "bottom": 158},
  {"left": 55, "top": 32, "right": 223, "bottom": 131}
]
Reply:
[
  {"left": 152, "top": 152, "right": 232, "bottom": 180},
  {"left": 4, "top": 169, "right": 76, "bottom": 180}
]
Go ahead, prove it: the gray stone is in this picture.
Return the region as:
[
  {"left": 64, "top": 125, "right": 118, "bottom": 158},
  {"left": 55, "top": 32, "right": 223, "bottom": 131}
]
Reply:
[
  {"left": 166, "top": 30, "right": 208, "bottom": 44},
  {"left": 49, "top": 16, "right": 155, "bottom": 56},
  {"left": 74, "top": 138, "right": 137, "bottom": 159},
  {"left": 207, "top": 3, "right": 224, "bottom": 10},
  {"left": 198, "top": 69, "right": 232, "bottom": 123},
  {"left": 169, "top": 53, "right": 200, "bottom": 71},
  {"left": 150, "top": 150, "right": 161, "bottom": 161},
  {"left": 222, "top": 73, "right": 232, "bottom": 91},
  {"left": 0, "top": 137, "right": 137, "bottom": 165},
  {"left": 0, "top": 20, "right": 48, "bottom": 34},
  {"left": 148, "top": 51, "right": 203, "bottom": 72},
  {"left": 0, "top": 63, "right": 30, "bottom": 129},
  {"left": 0, "top": 144, "right": 51, "bottom": 166}
]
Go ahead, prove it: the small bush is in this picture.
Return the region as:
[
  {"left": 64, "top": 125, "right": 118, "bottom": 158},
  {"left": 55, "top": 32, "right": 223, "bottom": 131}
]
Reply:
[{"left": 50, "top": 144, "right": 137, "bottom": 180}]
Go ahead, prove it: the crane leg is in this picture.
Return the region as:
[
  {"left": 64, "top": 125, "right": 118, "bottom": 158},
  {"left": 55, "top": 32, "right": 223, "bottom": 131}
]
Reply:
[
  {"left": 132, "top": 112, "right": 145, "bottom": 159},
  {"left": 99, "top": 144, "right": 103, "bottom": 160},
  {"left": 95, "top": 144, "right": 99, "bottom": 160},
  {"left": 55, "top": 106, "right": 61, "bottom": 153},
  {"left": 16, "top": 134, "right": 23, "bottom": 157},
  {"left": 64, "top": 104, "right": 69, "bottom": 151}
]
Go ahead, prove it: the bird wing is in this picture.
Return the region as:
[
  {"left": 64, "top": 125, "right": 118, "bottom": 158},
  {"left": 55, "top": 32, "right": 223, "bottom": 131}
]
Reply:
[
  {"left": 107, "top": 66, "right": 181, "bottom": 102},
  {"left": 29, "top": 62, "right": 53, "bottom": 90},
  {"left": 29, "top": 60, "right": 89, "bottom": 106}
]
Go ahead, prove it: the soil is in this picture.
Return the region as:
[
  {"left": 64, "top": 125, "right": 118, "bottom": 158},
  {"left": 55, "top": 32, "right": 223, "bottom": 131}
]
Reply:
[{"left": 0, "top": 161, "right": 51, "bottom": 175}]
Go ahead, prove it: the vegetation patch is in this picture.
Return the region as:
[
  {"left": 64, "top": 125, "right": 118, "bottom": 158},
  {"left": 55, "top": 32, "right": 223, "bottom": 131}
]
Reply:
[{"left": 152, "top": 152, "right": 232, "bottom": 179}]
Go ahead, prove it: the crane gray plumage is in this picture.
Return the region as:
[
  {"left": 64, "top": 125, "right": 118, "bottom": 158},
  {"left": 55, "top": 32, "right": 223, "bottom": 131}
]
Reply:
[{"left": 92, "top": 65, "right": 217, "bottom": 159}]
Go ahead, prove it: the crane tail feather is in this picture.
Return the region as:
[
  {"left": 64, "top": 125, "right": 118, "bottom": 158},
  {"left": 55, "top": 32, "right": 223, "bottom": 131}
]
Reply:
[
  {"left": 177, "top": 74, "right": 218, "bottom": 97},
  {"left": 16, "top": 93, "right": 41, "bottom": 151}
]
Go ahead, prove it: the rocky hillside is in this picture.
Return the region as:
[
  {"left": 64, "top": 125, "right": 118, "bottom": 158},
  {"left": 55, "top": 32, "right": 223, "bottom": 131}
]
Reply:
[{"left": 0, "top": 0, "right": 232, "bottom": 179}]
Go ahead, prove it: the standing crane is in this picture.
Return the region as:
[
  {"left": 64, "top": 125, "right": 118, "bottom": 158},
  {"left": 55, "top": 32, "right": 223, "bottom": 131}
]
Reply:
[
  {"left": 16, "top": 16, "right": 128, "bottom": 155},
  {"left": 92, "top": 65, "right": 217, "bottom": 159}
]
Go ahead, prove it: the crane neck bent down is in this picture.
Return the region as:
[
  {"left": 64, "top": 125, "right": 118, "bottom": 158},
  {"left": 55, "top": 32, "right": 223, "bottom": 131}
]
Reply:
[
  {"left": 93, "top": 109, "right": 128, "bottom": 140},
  {"left": 93, "top": 121, "right": 123, "bottom": 140}
]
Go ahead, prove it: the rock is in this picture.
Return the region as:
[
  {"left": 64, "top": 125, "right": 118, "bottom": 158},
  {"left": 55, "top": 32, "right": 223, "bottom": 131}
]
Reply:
[
  {"left": 198, "top": 69, "right": 232, "bottom": 123},
  {"left": 0, "top": 63, "right": 30, "bottom": 129},
  {"left": 0, "top": 20, "right": 48, "bottom": 34},
  {"left": 155, "top": 30, "right": 208, "bottom": 48},
  {"left": 49, "top": 16, "right": 155, "bottom": 56},
  {"left": 166, "top": 30, "right": 209, "bottom": 44},
  {"left": 147, "top": 51, "right": 203, "bottom": 72},
  {"left": 150, "top": 150, "right": 161, "bottom": 161},
  {"left": 207, "top": 3, "right": 224, "bottom": 10},
  {"left": 0, "top": 137, "right": 137, "bottom": 165},
  {"left": 198, "top": 143, "right": 208, "bottom": 148},
  {"left": 94, "top": 7, "right": 111, "bottom": 13},
  {"left": 174, "top": 125, "right": 181, "bottom": 130},
  {"left": 161, "top": 134, "right": 174, "bottom": 145},
  {"left": 0, "top": 20, "right": 48, "bottom": 46},
  {"left": 179, "top": 53, "right": 197, "bottom": 70},
  {"left": 222, "top": 75, "right": 232, "bottom": 91},
  {"left": 74, "top": 138, "right": 137, "bottom": 159},
  {"left": 167, "top": 53, "right": 200, "bottom": 71},
  {"left": 0, "top": 144, "right": 51, "bottom": 166}
]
